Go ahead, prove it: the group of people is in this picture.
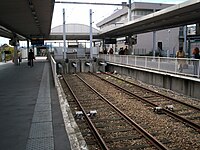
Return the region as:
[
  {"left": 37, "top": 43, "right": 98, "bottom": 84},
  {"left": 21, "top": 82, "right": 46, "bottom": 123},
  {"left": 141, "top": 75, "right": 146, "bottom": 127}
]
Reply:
[
  {"left": 16, "top": 49, "right": 35, "bottom": 67},
  {"left": 176, "top": 46, "right": 200, "bottom": 74},
  {"left": 119, "top": 46, "right": 129, "bottom": 55},
  {"left": 103, "top": 48, "right": 114, "bottom": 54},
  {"left": 103, "top": 46, "right": 129, "bottom": 55}
]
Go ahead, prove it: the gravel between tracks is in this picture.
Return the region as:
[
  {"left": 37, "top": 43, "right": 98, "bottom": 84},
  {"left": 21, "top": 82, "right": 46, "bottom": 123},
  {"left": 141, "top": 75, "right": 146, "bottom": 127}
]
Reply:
[
  {"left": 116, "top": 74, "right": 200, "bottom": 108},
  {"left": 79, "top": 73, "right": 200, "bottom": 150}
]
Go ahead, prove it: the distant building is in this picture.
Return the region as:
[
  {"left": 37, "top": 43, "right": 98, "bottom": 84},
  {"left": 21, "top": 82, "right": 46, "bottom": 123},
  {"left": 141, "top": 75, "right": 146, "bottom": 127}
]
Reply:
[{"left": 96, "top": 2, "right": 183, "bottom": 56}]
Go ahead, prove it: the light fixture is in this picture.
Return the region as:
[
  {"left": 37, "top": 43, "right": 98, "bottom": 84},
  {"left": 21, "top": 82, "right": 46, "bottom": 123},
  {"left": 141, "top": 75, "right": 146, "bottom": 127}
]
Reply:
[
  {"left": 32, "top": 10, "right": 36, "bottom": 15},
  {"left": 29, "top": 4, "right": 34, "bottom": 9}
]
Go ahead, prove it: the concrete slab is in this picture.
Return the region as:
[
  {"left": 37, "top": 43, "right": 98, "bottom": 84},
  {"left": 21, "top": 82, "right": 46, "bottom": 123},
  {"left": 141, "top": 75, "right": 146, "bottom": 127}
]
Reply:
[{"left": 0, "top": 59, "right": 71, "bottom": 150}]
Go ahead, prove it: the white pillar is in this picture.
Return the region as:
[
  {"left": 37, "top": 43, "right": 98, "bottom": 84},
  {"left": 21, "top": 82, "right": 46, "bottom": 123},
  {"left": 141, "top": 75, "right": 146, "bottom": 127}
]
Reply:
[
  {"left": 128, "top": 0, "right": 131, "bottom": 22},
  {"left": 183, "top": 25, "right": 187, "bottom": 53},
  {"left": 152, "top": 9, "right": 156, "bottom": 58},
  {"left": 63, "top": 8, "right": 67, "bottom": 60},
  {"left": 89, "top": 9, "right": 93, "bottom": 59},
  {"left": 128, "top": 0, "right": 132, "bottom": 54},
  {"left": 168, "top": 29, "right": 170, "bottom": 57},
  {"left": 153, "top": 31, "right": 156, "bottom": 57}
]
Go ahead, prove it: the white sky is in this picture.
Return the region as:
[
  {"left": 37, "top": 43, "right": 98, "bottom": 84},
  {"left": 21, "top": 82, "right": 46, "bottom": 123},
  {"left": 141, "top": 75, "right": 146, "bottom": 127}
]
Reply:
[
  {"left": 0, "top": 0, "right": 186, "bottom": 45},
  {"left": 51, "top": 0, "right": 186, "bottom": 29}
]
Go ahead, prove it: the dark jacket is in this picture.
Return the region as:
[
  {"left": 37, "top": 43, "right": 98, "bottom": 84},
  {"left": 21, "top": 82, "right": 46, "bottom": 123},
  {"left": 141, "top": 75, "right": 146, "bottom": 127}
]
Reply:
[
  {"left": 28, "top": 52, "right": 35, "bottom": 60},
  {"left": 193, "top": 53, "right": 200, "bottom": 59}
]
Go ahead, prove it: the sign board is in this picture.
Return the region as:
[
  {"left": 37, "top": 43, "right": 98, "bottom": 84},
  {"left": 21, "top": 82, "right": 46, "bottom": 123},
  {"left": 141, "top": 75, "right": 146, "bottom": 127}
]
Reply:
[
  {"left": 31, "top": 39, "right": 44, "bottom": 46},
  {"left": 105, "top": 38, "right": 116, "bottom": 44}
]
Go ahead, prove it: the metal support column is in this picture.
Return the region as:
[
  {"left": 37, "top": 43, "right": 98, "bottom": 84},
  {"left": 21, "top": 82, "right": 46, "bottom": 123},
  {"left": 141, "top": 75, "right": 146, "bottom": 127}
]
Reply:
[
  {"left": 89, "top": 9, "right": 93, "bottom": 59},
  {"left": 63, "top": 8, "right": 67, "bottom": 60},
  {"left": 63, "top": 8, "right": 68, "bottom": 74},
  {"left": 14, "top": 45, "right": 18, "bottom": 65},
  {"left": 183, "top": 25, "right": 187, "bottom": 54},
  {"left": 153, "top": 31, "right": 156, "bottom": 58},
  {"left": 167, "top": 29, "right": 170, "bottom": 57},
  {"left": 152, "top": 9, "right": 156, "bottom": 58},
  {"left": 128, "top": 0, "right": 131, "bottom": 22},
  {"left": 11, "top": 34, "right": 19, "bottom": 66},
  {"left": 128, "top": 0, "right": 132, "bottom": 54},
  {"left": 27, "top": 39, "right": 29, "bottom": 59},
  {"left": 128, "top": 36, "right": 133, "bottom": 55},
  {"left": 196, "top": 23, "right": 200, "bottom": 35}
]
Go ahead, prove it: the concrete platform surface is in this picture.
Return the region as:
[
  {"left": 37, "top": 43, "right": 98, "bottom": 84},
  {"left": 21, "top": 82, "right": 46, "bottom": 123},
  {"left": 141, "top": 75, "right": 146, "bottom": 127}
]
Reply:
[{"left": 0, "top": 58, "right": 71, "bottom": 150}]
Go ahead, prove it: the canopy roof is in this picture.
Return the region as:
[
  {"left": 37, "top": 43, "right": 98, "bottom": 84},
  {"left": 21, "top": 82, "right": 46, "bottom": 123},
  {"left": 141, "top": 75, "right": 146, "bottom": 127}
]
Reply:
[
  {"left": 0, "top": 0, "right": 54, "bottom": 40},
  {"left": 49, "top": 23, "right": 100, "bottom": 40}
]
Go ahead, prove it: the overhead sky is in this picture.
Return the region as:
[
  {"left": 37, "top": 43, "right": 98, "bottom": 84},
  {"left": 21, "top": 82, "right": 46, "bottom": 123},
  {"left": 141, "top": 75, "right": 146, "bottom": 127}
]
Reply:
[
  {"left": 51, "top": 0, "right": 187, "bottom": 29},
  {"left": 0, "top": 0, "right": 187, "bottom": 45}
]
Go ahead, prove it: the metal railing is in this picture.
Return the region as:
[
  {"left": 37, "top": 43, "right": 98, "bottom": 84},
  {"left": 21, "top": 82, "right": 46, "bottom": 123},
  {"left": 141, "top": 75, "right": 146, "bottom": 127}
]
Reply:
[
  {"left": 99, "top": 54, "right": 200, "bottom": 78},
  {"left": 50, "top": 55, "right": 58, "bottom": 86}
]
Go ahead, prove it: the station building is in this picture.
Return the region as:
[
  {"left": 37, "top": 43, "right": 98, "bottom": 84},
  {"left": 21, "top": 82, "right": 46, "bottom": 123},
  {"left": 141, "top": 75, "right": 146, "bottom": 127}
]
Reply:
[{"left": 96, "top": 2, "right": 196, "bottom": 57}]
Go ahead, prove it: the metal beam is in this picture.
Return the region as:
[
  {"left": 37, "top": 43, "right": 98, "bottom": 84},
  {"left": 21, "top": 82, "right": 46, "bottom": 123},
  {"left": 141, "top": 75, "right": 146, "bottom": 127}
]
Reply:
[{"left": 55, "top": 1, "right": 128, "bottom": 6}]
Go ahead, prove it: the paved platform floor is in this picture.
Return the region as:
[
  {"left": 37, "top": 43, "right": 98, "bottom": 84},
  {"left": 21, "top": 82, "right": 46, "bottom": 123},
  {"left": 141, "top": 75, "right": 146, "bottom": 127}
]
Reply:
[{"left": 0, "top": 58, "right": 71, "bottom": 150}]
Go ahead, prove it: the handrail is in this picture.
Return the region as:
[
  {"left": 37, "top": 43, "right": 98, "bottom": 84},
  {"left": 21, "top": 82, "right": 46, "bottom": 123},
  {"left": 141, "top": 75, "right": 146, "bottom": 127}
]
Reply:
[
  {"left": 50, "top": 54, "right": 57, "bottom": 86},
  {"left": 99, "top": 54, "right": 200, "bottom": 78}
]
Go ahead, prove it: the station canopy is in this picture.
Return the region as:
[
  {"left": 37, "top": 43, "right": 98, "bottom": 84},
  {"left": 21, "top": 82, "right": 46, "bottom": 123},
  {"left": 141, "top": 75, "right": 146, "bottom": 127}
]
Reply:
[
  {"left": 49, "top": 23, "right": 100, "bottom": 40},
  {"left": 0, "top": 0, "right": 54, "bottom": 40}
]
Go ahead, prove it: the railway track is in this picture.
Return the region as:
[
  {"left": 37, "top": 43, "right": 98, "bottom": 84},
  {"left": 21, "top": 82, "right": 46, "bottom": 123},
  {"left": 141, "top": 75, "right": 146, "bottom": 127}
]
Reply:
[
  {"left": 93, "top": 72, "right": 200, "bottom": 132},
  {"left": 75, "top": 73, "right": 200, "bottom": 149},
  {"left": 60, "top": 74, "right": 169, "bottom": 150}
]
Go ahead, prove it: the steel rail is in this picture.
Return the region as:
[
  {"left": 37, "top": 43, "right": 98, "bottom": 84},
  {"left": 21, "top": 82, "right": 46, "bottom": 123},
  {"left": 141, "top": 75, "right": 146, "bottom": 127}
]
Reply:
[
  {"left": 103, "top": 72, "right": 200, "bottom": 111},
  {"left": 75, "top": 74, "right": 169, "bottom": 150},
  {"left": 92, "top": 72, "right": 200, "bottom": 132},
  {"left": 62, "top": 75, "right": 109, "bottom": 150}
]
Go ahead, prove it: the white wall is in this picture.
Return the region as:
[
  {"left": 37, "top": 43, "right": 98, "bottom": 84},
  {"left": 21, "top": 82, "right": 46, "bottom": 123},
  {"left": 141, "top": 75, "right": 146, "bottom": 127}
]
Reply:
[{"left": 134, "top": 27, "right": 179, "bottom": 55}]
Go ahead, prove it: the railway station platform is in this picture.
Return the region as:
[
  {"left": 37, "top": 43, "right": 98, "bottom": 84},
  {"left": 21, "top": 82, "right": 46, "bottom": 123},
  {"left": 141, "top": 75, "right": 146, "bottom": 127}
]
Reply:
[
  {"left": 0, "top": 57, "right": 71, "bottom": 150},
  {"left": 1, "top": 54, "right": 199, "bottom": 150},
  {"left": 99, "top": 54, "right": 200, "bottom": 99}
]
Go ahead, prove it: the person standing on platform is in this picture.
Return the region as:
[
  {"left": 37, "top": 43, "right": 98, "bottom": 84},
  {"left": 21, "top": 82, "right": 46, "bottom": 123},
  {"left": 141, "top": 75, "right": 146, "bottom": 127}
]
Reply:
[
  {"left": 109, "top": 48, "right": 113, "bottom": 54},
  {"left": 119, "top": 47, "right": 125, "bottom": 55},
  {"left": 176, "top": 47, "right": 185, "bottom": 72},
  {"left": 192, "top": 47, "right": 200, "bottom": 75},
  {"left": 17, "top": 50, "right": 22, "bottom": 65},
  {"left": 28, "top": 49, "right": 35, "bottom": 67},
  {"left": 103, "top": 48, "right": 107, "bottom": 54},
  {"left": 124, "top": 46, "right": 129, "bottom": 55}
]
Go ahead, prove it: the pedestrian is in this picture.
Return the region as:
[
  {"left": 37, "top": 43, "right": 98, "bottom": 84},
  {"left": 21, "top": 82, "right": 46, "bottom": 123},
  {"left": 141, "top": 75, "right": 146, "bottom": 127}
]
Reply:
[
  {"left": 28, "top": 49, "right": 35, "bottom": 67},
  {"left": 103, "top": 48, "right": 107, "bottom": 54},
  {"left": 109, "top": 48, "right": 113, "bottom": 54},
  {"left": 57, "top": 62, "right": 63, "bottom": 75},
  {"left": 192, "top": 47, "right": 200, "bottom": 75},
  {"left": 17, "top": 50, "right": 22, "bottom": 65},
  {"left": 176, "top": 47, "right": 185, "bottom": 72},
  {"left": 119, "top": 47, "right": 125, "bottom": 55},
  {"left": 124, "top": 46, "right": 129, "bottom": 55}
]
